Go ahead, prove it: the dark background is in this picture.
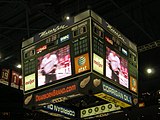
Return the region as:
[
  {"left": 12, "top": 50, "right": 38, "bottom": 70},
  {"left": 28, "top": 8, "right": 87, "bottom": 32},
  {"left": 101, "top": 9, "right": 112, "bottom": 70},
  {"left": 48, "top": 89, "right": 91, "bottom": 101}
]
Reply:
[{"left": 0, "top": 0, "right": 159, "bottom": 119}]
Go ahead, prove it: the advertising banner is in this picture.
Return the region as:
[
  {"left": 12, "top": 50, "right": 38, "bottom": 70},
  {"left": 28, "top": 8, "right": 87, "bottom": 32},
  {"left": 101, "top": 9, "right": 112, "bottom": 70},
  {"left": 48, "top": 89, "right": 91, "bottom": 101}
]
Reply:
[
  {"left": 24, "top": 77, "right": 85, "bottom": 109},
  {"left": 24, "top": 73, "right": 36, "bottom": 91},
  {"left": 80, "top": 103, "right": 121, "bottom": 118},
  {"left": 102, "top": 82, "right": 132, "bottom": 104},
  {"left": 130, "top": 76, "right": 138, "bottom": 93},
  {"left": 94, "top": 93, "right": 131, "bottom": 108},
  {"left": 34, "top": 18, "right": 74, "bottom": 42},
  {"left": 93, "top": 53, "right": 104, "bottom": 75},
  {"left": 74, "top": 53, "right": 90, "bottom": 74},
  {"left": 0, "top": 68, "right": 10, "bottom": 85},
  {"left": 94, "top": 81, "right": 132, "bottom": 108},
  {"left": 24, "top": 74, "right": 103, "bottom": 109},
  {"left": 43, "top": 104, "right": 76, "bottom": 118}
]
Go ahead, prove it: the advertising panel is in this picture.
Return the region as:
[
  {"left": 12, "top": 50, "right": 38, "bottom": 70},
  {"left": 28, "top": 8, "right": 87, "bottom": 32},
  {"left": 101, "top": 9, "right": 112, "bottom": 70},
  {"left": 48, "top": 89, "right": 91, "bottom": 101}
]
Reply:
[
  {"left": 95, "top": 93, "right": 131, "bottom": 108},
  {"left": 94, "top": 81, "right": 132, "bottom": 108},
  {"left": 80, "top": 103, "right": 121, "bottom": 118},
  {"left": 35, "top": 84, "right": 77, "bottom": 103},
  {"left": 24, "top": 74, "right": 96, "bottom": 109},
  {"left": 37, "top": 45, "right": 72, "bottom": 87},
  {"left": 31, "top": 77, "right": 84, "bottom": 107},
  {"left": 102, "top": 82, "right": 132, "bottom": 104},
  {"left": 34, "top": 18, "right": 74, "bottom": 42},
  {"left": 0, "top": 68, "right": 10, "bottom": 85},
  {"left": 93, "top": 53, "right": 104, "bottom": 75},
  {"left": 74, "top": 53, "right": 90, "bottom": 74},
  {"left": 25, "top": 73, "right": 36, "bottom": 91},
  {"left": 43, "top": 104, "right": 76, "bottom": 118},
  {"left": 130, "top": 76, "right": 138, "bottom": 93},
  {"left": 106, "top": 47, "right": 128, "bottom": 88}
]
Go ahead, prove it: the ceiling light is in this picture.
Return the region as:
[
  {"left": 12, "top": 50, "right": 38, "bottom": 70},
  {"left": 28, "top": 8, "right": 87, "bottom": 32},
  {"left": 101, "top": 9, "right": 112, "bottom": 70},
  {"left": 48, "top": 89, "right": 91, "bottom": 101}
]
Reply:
[
  {"left": 17, "top": 64, "right": 21, "bottom": 68},
  {"left": 146, "top": 68, "right": 152, "bottom": 74},
  {"left": 66, "top": 16, "right": 70, "bottom": 20},
  {"left": 19, "top": 75, "right": 22, "bottom": 79}
]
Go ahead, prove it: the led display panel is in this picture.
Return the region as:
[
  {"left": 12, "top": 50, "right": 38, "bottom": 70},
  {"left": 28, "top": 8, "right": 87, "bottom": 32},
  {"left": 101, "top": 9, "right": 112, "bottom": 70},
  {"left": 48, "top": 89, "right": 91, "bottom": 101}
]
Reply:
[
  {"left": 106, "top": 47, "right": 128, "bottom": 88},
  {"left": 37, "top": 45, "right": 72, "bottom": 87}
]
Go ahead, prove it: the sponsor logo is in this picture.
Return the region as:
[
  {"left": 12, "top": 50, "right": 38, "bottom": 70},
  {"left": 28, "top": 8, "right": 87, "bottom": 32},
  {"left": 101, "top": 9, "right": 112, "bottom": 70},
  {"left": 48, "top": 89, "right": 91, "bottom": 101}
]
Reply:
[
  {"left": 103, "top": 82, "right": 132, "bottom": 104},
  {"left": 122, "top": 48, "right": 128, "bottom": 56},
  {"left": 130, "top": 76, "right": 138, "bottom": 93},
  {"left": 39, "top": 25, "right": 68, "bottom": 38},
  {"left": 43, "top": 104, "right": 75, "bottom": 117},
  {"left": 78, "top": 56, "right": 86, "bottom": 66},
  {"left": 105, "top": 36, "right": 113, "bottom": 45},
  {"left": 25, "top": 73, "right": 36, "bottom": 91},
  {"left": 35, "top": 84, "right": 76, "bottom": 102},
  {"left": 60, "top": 34, "right": 70, "bottom": 43},
  {"left": 106, "top": 23, "right": 127, "bottom": 45},
  {"left": 93, "top": 53, "right": 104, "bottom": 74},
  {"left": 139, "top": 102, "right": 145, "bottom": 108},
  {"left": 94, "top": 93, "right": 131, "bottom": 108},
  {"left": 74, "top": 53, "right": 90, "bottom": 74},
  {"left": 24, "top": 94, "right": 32, "bottom": 105},
  {"left": 80, "top": 103, "right": 121, "bottom": 118},
  {"left": 51, "top": 97, "right": 68, "bottom": 103},
  {"left": 36, "top": 45, "right": 47, "bottom": 54},
  {"left": 25, "top": 79, "right": 34, "bottom": 85}
]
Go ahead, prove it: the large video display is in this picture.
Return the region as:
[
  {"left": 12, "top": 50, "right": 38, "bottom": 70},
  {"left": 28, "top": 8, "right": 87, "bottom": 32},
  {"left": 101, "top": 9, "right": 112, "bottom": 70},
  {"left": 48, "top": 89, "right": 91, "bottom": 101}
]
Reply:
[
  {"left": 37, "top": 45, "right": 72, "bottom": 87},
  {"left": 106, "top": 47, "right": 128, "bottom": 88}
]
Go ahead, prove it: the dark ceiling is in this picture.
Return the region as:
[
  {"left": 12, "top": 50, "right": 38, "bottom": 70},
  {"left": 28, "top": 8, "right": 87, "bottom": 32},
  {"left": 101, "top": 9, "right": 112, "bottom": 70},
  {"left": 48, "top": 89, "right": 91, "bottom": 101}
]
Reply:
[{"left": 0, "top": 0, "right": 160, "bottom": 119}]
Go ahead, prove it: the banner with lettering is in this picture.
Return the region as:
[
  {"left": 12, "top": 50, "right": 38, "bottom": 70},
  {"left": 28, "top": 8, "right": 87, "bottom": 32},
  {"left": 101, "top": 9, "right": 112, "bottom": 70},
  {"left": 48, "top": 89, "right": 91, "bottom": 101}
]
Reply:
[
  {"left": 0, "top": 68, "right": 11, "bottom": 86},
  {"left": 11, "top": 70, "right": 20, "bottom": 89}
]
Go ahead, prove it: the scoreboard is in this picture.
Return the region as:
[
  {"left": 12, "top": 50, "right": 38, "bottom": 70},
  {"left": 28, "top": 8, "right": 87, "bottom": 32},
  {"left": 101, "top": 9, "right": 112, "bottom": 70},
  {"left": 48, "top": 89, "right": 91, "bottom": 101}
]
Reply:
[
  {"left": 22, "top": 16, "right": 91, "bottom": 93},
  {"left": 22, "top": 10, "right": 138, "bottom": 111}
]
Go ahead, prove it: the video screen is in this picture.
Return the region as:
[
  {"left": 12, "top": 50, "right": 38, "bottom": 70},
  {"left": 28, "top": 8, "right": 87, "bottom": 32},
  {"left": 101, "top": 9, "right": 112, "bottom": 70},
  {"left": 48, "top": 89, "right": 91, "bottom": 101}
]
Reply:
[
  {"left": 37, "top": 45, "right": 72, "bottom": 87},
  {"left": 106, "top": 47, "right": 128, "bottom": 88}
]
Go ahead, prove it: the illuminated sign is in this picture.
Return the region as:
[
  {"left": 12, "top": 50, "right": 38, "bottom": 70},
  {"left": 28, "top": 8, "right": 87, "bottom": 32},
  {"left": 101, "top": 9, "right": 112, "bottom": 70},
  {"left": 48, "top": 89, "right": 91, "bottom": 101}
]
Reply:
[
  {"left": 93, "top": 53, "right": 104, "bottom": 75},
  {"left": 80, "top": 103, "right": 121, "bottom": 118},
  {"left": 35, "top": 84, "right": 77, "bottom": 102},
  {"left": 25, "top": 73, "right": 36, "bottom": 91},
  {"left": 39, "top": 25, "right": 68, "bottom": 38},
  {"left": 94, "top": 93, "right": 131, "bottom": 108},
  {"left": 139, "top": 102, "right": 145, "bottom": 108},
  {"left": 36, "top": 45, "right": 47, "bottom": 54},
  {"left": 122, "top": 48, "right": 128, "bottom": 56},
  {"left": 74, "top": 53, "right": 90, "bottom": 74},
  {"left": 102, "top": 82, "right": 132, "bottom": 104},
  {"left": 43, "top": 104, "right": 75, "bottom": 117},
  {"left": 130, "top": 76, "right": 138, "bottom": 93},
  {"left": 60, "top": 34, "right": 70, "bottom": 43},
  {"left": 105, "top": 36, "right": 113, "bottom": 45},
  {"left": 106, "top": 23, "right": 127, "bottom": 45}
]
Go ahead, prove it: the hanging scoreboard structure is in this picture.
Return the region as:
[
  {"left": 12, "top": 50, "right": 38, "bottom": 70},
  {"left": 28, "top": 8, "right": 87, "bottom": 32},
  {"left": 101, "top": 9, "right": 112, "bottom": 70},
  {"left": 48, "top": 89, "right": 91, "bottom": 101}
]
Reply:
[{"left": 22, "top": 10, "right": 138, "bottom": 119}]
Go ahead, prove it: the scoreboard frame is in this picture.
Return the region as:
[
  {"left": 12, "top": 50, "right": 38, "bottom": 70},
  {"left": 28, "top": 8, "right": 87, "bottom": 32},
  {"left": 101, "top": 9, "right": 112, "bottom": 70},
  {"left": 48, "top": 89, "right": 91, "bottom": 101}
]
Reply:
[{"left": 22, "top": 10, "right": 138, "bottom": 108}]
